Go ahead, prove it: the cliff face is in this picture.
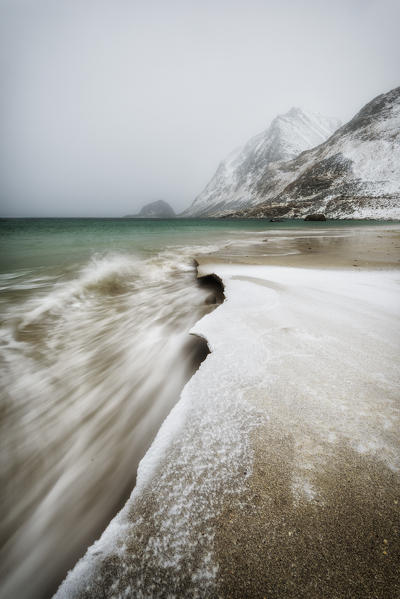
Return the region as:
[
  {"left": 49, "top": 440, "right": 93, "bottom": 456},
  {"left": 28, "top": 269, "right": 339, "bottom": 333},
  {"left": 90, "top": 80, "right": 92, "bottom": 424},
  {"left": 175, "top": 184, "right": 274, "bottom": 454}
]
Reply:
[
  {"left": 236, "top": 87, "right": 400, "bottom": 219},
  {"left": 183, "top": 109, "right": 340, "bottom": 217}
]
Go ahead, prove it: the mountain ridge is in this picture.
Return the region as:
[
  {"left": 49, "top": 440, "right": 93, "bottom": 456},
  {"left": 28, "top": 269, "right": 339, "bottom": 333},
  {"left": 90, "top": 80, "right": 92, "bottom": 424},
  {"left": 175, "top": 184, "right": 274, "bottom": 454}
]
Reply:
[
  {"left": 183, "top": 108, "right": 340, "bottom": 217},
  {"left": 184, "top": 87, "right": 400, "bottom": 220},
  {"left": 236, "top": 86, "right": 400, "bottom": 219}
]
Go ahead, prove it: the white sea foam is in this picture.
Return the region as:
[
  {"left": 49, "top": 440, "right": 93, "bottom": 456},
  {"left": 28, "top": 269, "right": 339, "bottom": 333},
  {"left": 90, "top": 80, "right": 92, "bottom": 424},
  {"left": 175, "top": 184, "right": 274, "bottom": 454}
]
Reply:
[{"left": 0, "top": 245, "right": 223, "bottom": 599}]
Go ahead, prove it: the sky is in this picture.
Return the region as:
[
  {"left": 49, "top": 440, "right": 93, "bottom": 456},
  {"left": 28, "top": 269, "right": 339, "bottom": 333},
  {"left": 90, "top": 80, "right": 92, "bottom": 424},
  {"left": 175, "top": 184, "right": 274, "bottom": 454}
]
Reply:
[{"left": 0, "top": 0, "right": 399, "bottom": 217}]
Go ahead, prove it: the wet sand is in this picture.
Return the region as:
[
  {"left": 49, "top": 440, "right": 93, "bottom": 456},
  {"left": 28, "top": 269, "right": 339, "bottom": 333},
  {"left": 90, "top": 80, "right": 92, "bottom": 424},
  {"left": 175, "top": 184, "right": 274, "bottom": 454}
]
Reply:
[
  {"left": 215, "top": 426, "right": 400, "bottom": 598},
  {"left": 201, "top": 224, "right": 400, "bottom": 598},
  {"left": 196, "top": 223, "right": 400, "bottom": 270}
]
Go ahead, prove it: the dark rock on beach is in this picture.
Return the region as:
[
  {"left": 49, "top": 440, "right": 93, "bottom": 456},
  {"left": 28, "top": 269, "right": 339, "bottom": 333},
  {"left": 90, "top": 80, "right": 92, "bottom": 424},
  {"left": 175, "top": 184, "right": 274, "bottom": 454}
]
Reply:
[{"left": 304, "top": 213, "right": 326, "bottom": 221}]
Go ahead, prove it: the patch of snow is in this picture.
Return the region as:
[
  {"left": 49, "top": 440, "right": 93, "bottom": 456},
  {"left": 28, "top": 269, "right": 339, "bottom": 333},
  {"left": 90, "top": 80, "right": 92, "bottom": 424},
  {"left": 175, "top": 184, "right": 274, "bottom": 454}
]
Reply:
[{"left": 56, "top": 260, "right": 400, "bottom": 597}]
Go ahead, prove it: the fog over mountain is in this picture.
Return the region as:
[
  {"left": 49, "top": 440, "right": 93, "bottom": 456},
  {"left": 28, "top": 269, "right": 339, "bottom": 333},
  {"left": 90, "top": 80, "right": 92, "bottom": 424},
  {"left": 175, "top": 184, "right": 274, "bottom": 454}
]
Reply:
[
  {"left": 184, "top": 109, "right": 340, "bottom": 216},
  {"left": 234, "top": 87, "right": 400, "bottom": 219},
  {"left": 186, "top": 87, "right": 400, "bottom": 219},
  {"left": 126, "top": 200, "right": 176, "bottom": 218},
  {"left": 0, "top": 0, "right": 399, "bottom": 216}
]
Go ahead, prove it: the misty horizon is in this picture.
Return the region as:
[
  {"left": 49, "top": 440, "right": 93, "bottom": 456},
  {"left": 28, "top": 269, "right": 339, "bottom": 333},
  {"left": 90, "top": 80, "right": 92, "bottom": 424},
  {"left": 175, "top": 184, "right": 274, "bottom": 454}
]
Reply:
[{"left": 1, "top": 0, "right": 399, "bottom": 217}]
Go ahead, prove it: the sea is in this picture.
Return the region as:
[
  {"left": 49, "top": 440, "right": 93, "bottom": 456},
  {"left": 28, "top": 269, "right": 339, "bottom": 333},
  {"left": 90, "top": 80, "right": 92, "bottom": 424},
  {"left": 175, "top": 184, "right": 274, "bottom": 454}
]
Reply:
[{"left": 0, "top": 217, "right": 392, "bottom": 599}]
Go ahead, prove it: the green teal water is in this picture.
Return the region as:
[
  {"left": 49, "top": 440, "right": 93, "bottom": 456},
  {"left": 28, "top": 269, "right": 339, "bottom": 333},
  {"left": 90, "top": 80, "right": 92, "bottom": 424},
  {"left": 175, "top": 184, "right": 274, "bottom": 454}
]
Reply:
[{"left": 0, "top": 217, "right": 393, "bottom": 272}]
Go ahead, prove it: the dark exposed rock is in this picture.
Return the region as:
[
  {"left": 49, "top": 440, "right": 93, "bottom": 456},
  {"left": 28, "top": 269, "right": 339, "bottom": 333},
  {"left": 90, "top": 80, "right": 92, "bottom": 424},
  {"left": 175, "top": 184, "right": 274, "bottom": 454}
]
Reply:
[
  {"left": 283, "top": 154, "right": 353, "bottom": 197},
  {"left": 304, "top": 214, "right": 326, "bottom": 221}
]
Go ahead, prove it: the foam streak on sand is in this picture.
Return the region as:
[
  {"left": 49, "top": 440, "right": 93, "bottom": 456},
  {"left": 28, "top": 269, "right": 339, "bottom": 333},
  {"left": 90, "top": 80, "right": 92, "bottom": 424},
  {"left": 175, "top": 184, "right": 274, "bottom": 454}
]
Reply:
[{"left": 56, "top": 248, "right": 400, "bottom": 597}]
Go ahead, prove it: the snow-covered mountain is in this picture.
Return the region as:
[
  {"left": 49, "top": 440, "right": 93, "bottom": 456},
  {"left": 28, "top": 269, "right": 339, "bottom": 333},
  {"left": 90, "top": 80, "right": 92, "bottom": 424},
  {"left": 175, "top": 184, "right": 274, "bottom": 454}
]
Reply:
[
  {"left": 234, "top": 87, "right": 400, "bottom": 219},
  {"left": 183, "top": 108, "right": 340, "bottom": 217}
]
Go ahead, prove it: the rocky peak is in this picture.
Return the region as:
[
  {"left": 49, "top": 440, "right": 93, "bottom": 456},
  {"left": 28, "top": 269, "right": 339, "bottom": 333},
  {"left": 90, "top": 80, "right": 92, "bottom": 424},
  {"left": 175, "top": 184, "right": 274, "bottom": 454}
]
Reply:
[{"left": 183, "top": 107, "right": 340, "bottom": 216}]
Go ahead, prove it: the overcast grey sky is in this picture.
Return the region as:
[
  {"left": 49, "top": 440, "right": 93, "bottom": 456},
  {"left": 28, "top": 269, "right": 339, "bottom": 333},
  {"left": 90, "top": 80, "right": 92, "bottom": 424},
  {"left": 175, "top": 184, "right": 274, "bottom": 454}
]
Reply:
[{"left": 0, "top": 0, "right": 399, "bottom": 216}]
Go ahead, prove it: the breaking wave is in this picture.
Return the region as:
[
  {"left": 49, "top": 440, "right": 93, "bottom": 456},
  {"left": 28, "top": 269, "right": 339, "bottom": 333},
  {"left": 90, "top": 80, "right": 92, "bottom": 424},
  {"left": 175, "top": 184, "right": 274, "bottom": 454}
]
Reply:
[{"left": 0, "top": 246, "right": 220, "bottom": 599}]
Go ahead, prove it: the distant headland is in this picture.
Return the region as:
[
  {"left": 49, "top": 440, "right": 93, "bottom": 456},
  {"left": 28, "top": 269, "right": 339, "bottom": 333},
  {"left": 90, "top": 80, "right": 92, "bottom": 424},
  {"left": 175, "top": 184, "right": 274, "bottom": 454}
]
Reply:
[{"left": 125, "top": 200, "right": 176, "bottom": 218}]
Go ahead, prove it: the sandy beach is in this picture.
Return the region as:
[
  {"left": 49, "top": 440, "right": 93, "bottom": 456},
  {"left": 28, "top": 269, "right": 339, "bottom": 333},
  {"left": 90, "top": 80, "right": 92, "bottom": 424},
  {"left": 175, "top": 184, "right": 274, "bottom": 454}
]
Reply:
[
  {"left": 56, "top": 224, "right": 400, "bottom": 599},
  {"left": 198, "top": 225, "right": 400, "bottom": 597},
  {"left": 196, "top": 223, "right": 400, "bottom": 270}
]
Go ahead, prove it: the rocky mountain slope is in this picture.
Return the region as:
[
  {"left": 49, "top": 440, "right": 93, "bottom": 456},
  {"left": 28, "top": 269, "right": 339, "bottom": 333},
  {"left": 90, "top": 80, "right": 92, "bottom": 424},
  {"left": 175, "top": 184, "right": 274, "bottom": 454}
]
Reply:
[
  {"left": 126, "top": 200, "right": 176, "bottom": 218},
  {"left": 232, "top": 87, "right": 400, "bottom": 219},
  {"left": 183, "top": 109, "right": 340, "bottom": 217}
]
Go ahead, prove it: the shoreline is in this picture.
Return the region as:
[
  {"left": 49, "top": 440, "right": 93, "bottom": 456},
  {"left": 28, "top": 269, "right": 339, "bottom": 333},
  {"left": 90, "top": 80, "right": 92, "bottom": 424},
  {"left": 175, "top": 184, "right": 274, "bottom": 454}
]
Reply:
[
  {"left": 196, "top": 223, "right": 400, "bottom": 271},
  {"left": 56, "top": 224, "right": 400, "bottom": 598}
]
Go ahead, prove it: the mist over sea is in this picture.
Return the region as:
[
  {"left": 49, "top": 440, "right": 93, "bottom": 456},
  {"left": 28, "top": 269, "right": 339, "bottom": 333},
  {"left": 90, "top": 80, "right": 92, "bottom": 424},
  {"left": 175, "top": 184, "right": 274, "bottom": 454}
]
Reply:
[{"left": 0, "top": 217, "right": 392, "bottom": 599}]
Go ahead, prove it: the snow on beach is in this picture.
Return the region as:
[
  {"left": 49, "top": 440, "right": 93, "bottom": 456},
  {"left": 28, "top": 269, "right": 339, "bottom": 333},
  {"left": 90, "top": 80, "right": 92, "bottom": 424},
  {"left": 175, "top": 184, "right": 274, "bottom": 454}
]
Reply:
[{"left": 56, "top": 253, "right": 400, "bottom": 597}]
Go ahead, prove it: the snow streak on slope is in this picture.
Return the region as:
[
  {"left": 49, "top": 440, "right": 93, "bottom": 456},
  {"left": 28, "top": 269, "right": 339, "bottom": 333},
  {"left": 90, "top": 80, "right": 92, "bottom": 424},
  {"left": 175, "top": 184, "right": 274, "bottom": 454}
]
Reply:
[
  {"left": 184, "top": 109, "right": 340, "bottom": 217},
  {"left": 241, "top": 86, "right": 400, "bottom": 219}
]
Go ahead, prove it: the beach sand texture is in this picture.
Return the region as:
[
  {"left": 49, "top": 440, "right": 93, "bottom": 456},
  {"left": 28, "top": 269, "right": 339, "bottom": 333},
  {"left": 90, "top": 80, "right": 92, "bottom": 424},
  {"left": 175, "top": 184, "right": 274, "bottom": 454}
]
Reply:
[{"left": 56, "top": 225, "right": 400, "bottom": 599}]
